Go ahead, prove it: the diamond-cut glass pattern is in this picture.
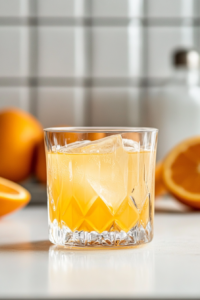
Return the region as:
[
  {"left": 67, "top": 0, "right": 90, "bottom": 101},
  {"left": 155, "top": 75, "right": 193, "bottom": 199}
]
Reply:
[
  {"left": 77, "top": 220, "right": 94, "bottom": 232},
  {"left": 47, "top": 134, "right": 155, "bottom": 237},
  {"left": 62, "top": 197, "right": 83, "bottom": 231},
  {"left": 86, "top": 197, "right": 113, "bottom": 232},
  {"left": 60, "top": 195, "right": 142, "bottom": 233},
  {"left": 115, "top": 196, "right": 139, "bottom": 231}
]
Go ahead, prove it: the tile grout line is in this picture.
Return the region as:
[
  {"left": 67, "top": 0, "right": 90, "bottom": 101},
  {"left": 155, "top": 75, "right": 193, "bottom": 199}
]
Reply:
[{"left": 28, "top": 1, "right": 38, "bottom": 117}]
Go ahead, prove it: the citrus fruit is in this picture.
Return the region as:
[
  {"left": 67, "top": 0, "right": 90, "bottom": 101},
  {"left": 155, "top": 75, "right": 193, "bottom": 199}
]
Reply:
[
  {"left": 155, "top": 162, "right": 167, "bottom": 198},
  {"left": 35, "top": 138, "right": 46, "bottom": 184},
  {"left": 47, "top": 128, "right": 78, "bottom": 147},
  {"left": 35, "top": 129, "right": 78, "bottom": 184},
  {"left": 162, "top": 136, "right": 200, "bottom": 209},
  {"left": 87, "top": 132, "right": 106, "bottom": 141},
  {"left": 0, "top": 108, "right": 43, "bottom": 182},
  {"left": 0, "top": 177, "right": 31, "bottom": 217}
]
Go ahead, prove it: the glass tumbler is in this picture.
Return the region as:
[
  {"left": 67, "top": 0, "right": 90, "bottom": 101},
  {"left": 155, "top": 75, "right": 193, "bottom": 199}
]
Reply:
[{"left": 44, "top": 127, "right": 158, "bottom": 248}]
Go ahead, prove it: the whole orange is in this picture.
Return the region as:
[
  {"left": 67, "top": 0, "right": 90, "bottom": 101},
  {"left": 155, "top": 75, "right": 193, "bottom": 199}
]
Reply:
[
  {"left": 35, "top": 130, "right": 78, "bottom": 184},
  {"left": 35, "top": 138, "right": 47, "bottom": 184},
  {"left": 87, "top": 132, "right": 106, "bottom": 141},
  {"left": 0, "top": 108, "right": 43, "bottom": 182}
]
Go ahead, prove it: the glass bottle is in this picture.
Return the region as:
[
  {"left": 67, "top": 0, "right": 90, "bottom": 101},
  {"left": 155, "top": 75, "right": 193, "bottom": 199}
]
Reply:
[{"left": 148, "top": 49, "right": 200, "bottom": 160}]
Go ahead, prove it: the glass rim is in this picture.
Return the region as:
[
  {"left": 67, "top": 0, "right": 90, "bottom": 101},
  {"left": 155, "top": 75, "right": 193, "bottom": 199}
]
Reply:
[{"left": 44, "top": 127, "right": 158, "bottom": 133}]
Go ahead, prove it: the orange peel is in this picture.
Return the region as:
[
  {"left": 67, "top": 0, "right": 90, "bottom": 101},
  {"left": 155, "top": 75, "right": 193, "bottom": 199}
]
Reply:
[
  {"left": 162, "top": 136, "right": 200, "bottom": 209},
  {"left": 155, "top": 162, "right": 167, "bottom": 198},
  {"left": 0, "top": 177, "right": 31, "bottom": 217}
]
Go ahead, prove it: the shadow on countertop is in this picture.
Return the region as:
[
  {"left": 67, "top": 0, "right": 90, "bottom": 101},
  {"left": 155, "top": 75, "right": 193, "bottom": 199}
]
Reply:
[{"left": 0, "top": 240, "right": 52, "bottom": 252}]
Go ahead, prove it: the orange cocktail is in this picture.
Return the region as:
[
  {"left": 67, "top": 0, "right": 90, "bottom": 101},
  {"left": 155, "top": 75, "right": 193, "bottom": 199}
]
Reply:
[{"left": 45, "top": 129, "right": 157, "bottom": 247}]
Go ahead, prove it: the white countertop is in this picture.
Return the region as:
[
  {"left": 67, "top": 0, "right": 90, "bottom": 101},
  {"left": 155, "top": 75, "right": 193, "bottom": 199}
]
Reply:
[{"left": 0, "top": 200, "right": 200, "bottom": 300}]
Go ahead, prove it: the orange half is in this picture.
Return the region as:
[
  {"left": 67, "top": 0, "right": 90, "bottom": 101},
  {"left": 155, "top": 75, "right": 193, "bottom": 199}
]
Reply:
[
  {"left": 155, "top": 162, "right": 167, "bottom": 198},
  {"left": 0, "top": 177, "right": 31, "bottom": 217},
  {"left": 162, "top": 137, "right": 200, "bottom": 209}
]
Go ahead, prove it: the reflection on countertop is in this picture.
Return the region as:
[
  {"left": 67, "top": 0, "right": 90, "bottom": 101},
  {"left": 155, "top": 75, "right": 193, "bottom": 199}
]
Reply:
[{"left": 48, "top": 245, "right": 154, "bottom": 297}]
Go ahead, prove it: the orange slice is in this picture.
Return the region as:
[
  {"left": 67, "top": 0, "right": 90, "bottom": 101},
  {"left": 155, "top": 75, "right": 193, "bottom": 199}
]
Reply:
[
  {"left": 162, "top": 137, "right": 200, "bottom": 209},
  {"left": 155, "top": 162, "right": 167, "bottom": 198},
  {"left": 0, "top": 177, "right": 31, "bottom": 217}
]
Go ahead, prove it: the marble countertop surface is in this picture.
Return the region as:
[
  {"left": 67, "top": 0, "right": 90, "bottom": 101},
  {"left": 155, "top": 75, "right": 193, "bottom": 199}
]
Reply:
[{"left": 0, "top": 199, "right": 200, "bottom": 300}]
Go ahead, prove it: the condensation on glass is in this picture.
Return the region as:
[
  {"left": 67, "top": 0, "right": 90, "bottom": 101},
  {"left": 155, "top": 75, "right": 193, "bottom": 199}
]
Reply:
[{"left": 44, "top": 127, "right": 158, "bottom": 248}]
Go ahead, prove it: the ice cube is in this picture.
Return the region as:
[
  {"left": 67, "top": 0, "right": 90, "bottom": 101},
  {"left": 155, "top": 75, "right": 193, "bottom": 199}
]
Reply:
[
  {"left": 83, "top": 135, "right": 129, "bottom": 212},
  {"left": 56, "top": 135, "right": 125, "bottom": 154},
  {"left": 81, "top": 134, "right": 123, "bottom": 153},
  {"left": 58, "top": 134, "right": 123, "bottom": 154},
  {"left": 123, "top": 138, "right": 140, "bottom": 152},
  {"left": 57, "top": 140, "right": 91, "bottom": 153}
]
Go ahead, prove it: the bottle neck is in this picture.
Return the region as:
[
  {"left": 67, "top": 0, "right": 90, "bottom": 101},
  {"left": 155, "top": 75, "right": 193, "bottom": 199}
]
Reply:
[{"left": 174, "top": 67, "right": 200, "bottom": 86}]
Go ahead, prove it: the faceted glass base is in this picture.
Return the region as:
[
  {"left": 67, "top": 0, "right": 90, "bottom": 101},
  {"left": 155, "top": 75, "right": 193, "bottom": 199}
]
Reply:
[{"left": 49, "top": 219, "right": 153, "bottom": 247}]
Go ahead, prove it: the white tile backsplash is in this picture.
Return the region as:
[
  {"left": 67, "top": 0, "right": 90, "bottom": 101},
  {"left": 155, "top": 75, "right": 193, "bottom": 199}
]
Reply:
[
  {"left": 92, "top": 26, "right": 143, "bottom": 78},
  {"left": 2, "top": 0, "right": 198, "bottom": 19},
  {"left": 35, "top": 0, "right": 200, "bottom": 18},
  {"left": 0, "top": 0, "right": 29, "bottom": 17},
  {"left": 36, "top": 26, "right": 143, "bottom": 78},
  {"left": 37, "top": 28, "right": 75, "bottom": 77},
  {"left": 0, "top": 27, "right": 29, "bottom": 77},
  {"left": 146, "top": 27, "right": 199, "bottom": 79},
  {"left": 36, "top": 88, "right": 87, "bottom": 128},
  {"left": 36, "top": 0, "right": 86, "bottom": 17},
  {"left": 147, "top": 0, "right": 200, "bottom": 18},
  {"left": 91, "top": 88, "right": 140, "bottom": 126},
  {"left": 37, "top": 87, "right": 140, "bottom": 128},
  {"left": 37, "top": 27, "right": 88, "bottom": 77},
  {"left": 0, "top": 88, "right": 30, "bottom": 111},
  {"left": 0, "top": 0, "right": 199, "bottom": 133},
  {"left": 35, "top": 0, "right": 144, "bottom": 18},
  {"left": 0, "top": 0, "right": 21, "bottom": 16},
  {"left": 91, "top": 0, "right": 144, "bottom": 17}
]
